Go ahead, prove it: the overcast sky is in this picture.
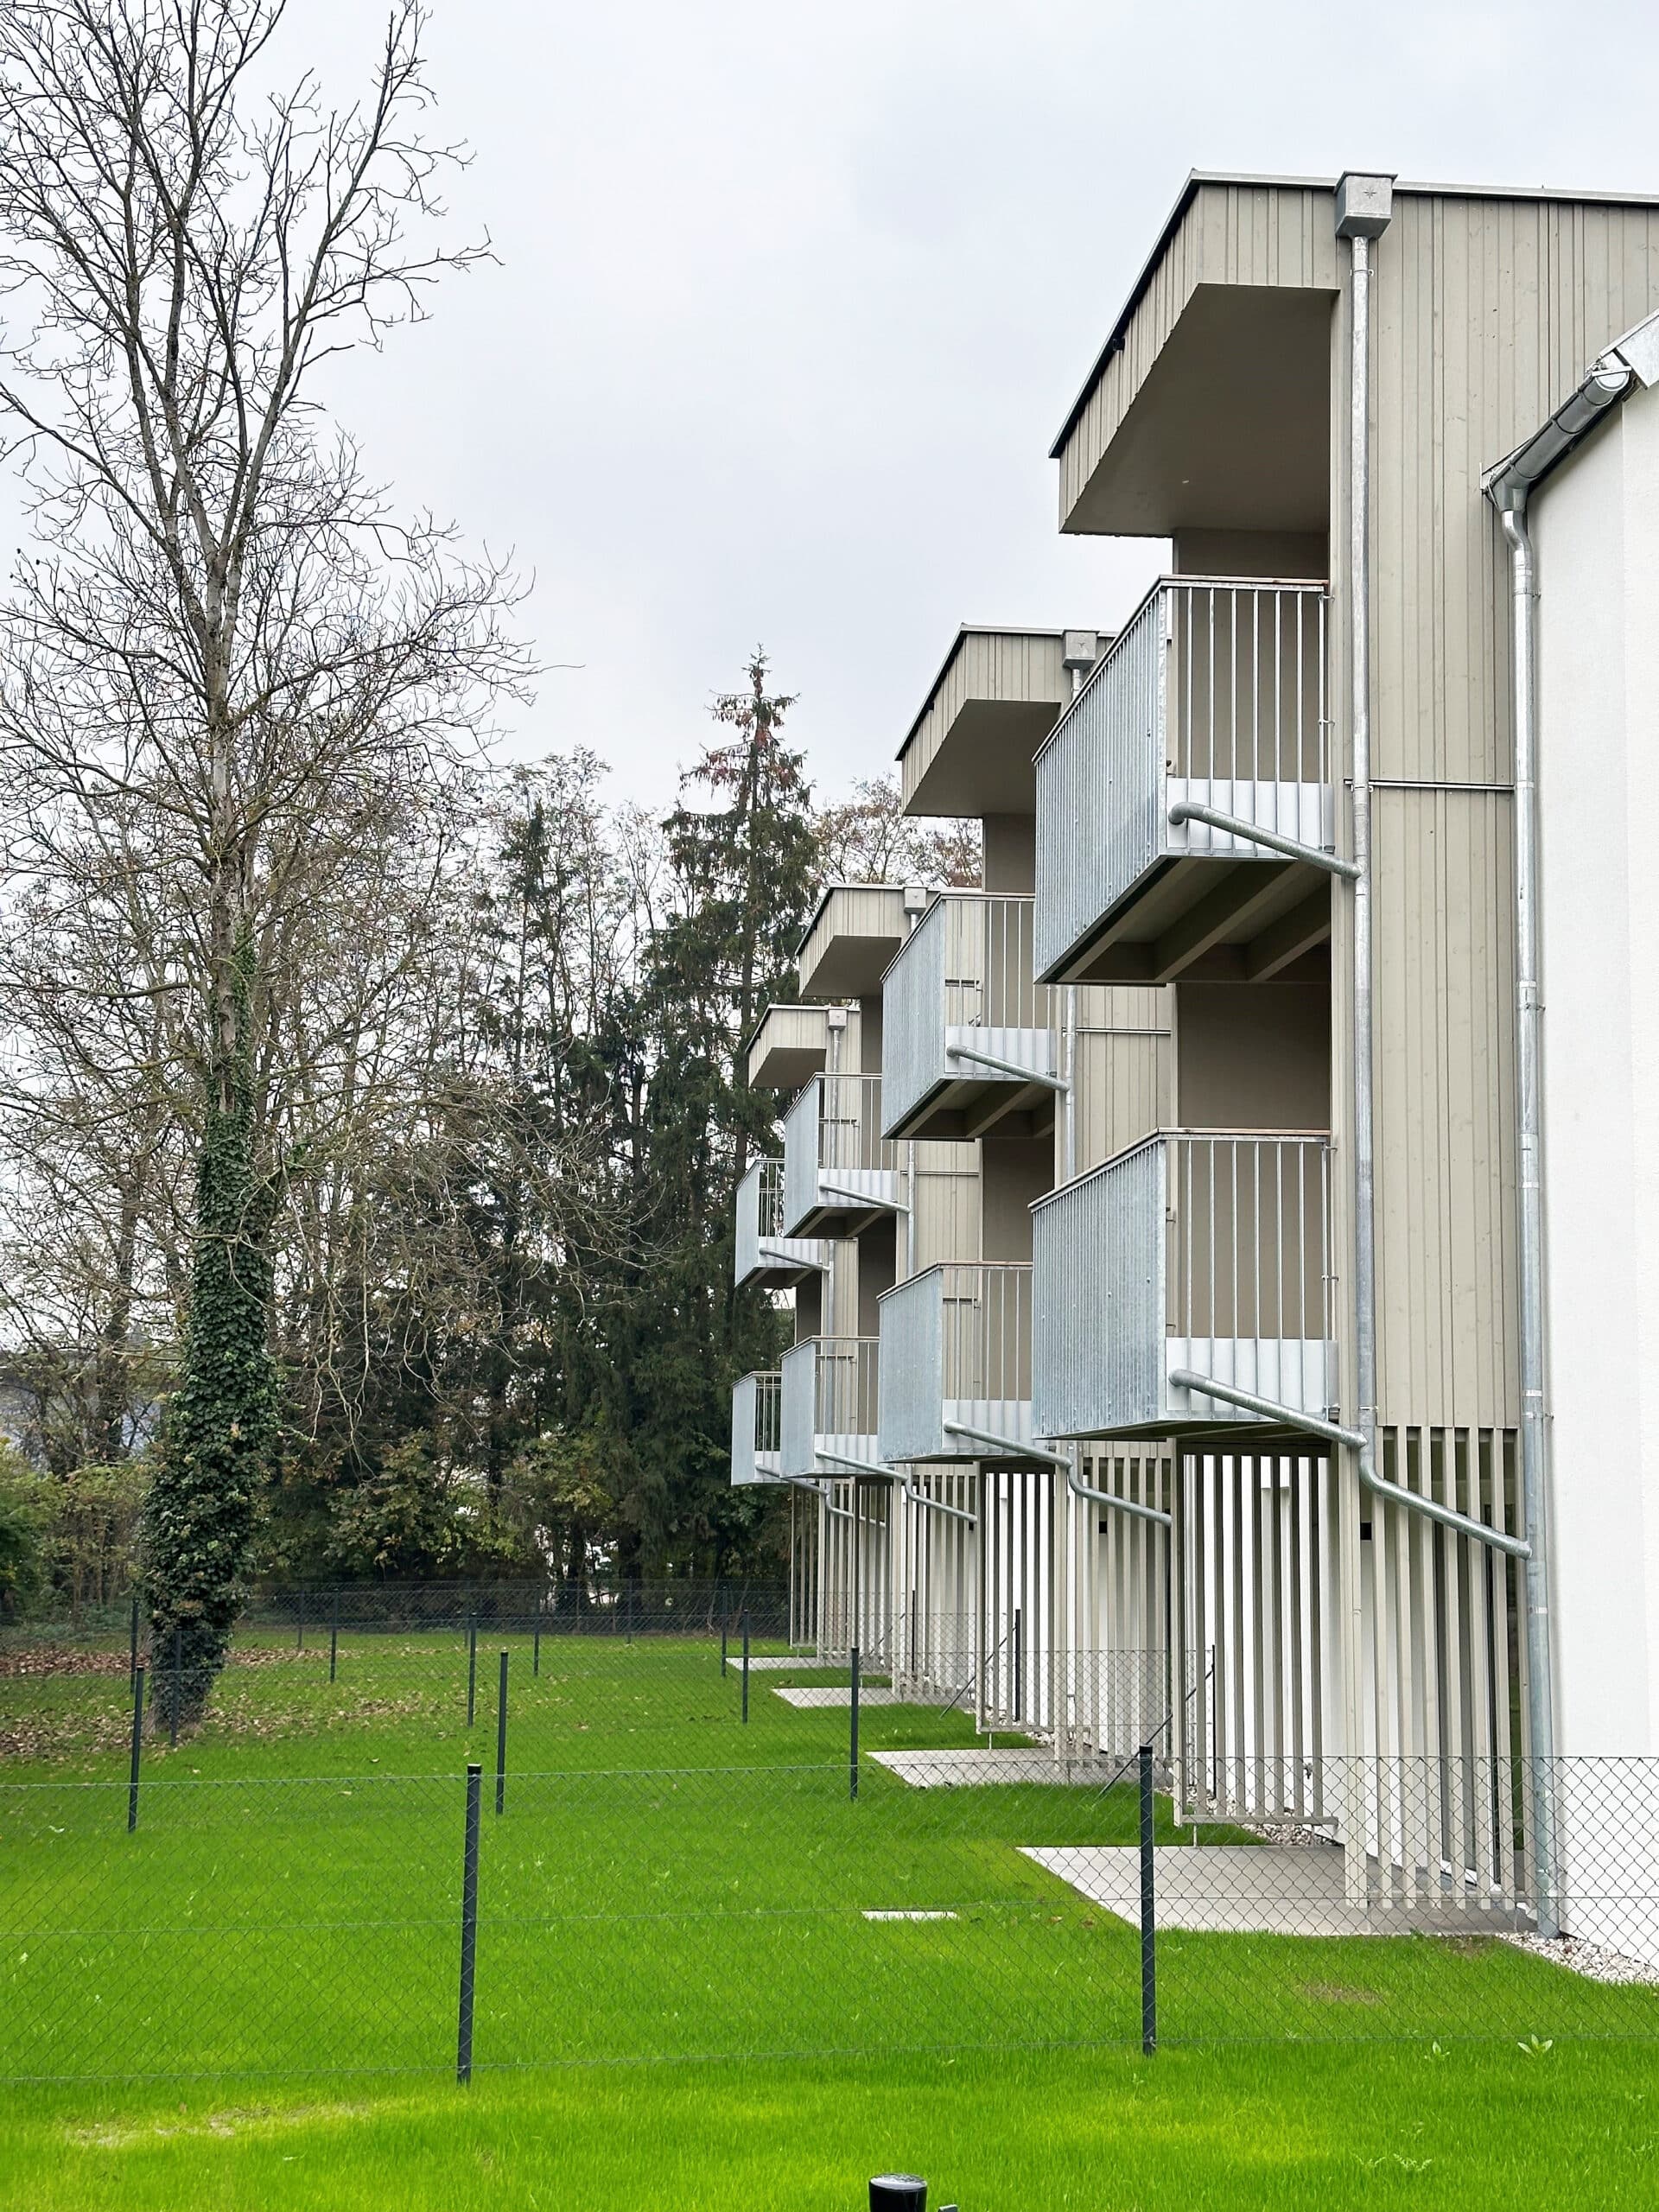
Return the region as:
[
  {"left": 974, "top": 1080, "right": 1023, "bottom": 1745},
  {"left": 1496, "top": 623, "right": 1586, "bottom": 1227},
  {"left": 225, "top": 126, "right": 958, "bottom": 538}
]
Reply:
[{"left": 47, "top": 1, "right": 1659, "bottom": 811}]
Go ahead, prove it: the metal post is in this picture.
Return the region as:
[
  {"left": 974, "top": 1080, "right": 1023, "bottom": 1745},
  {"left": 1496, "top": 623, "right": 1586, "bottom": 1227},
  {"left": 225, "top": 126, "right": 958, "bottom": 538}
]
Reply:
[
  {"left": 169, "top": 1624, "right": 181, "bottom": 1749},
  {"left": 533, "top": 1598, "right": 541, "bottom": 1678},
  {"left": 297, "top": 1586, "right": 305, "bottom": 1653},
  {"left": 495, "top": 1650, "right": 509, "bottom": 1815},
  {"left": 1139, "top": 1744, "right": 1157, "bottom": 2054},
  {"left": 129, "top": 1591, "right": 139, "bottom": 1688},
  {"left": 457, "top": 1764, "right": 481, "bottom": 2082},
  {"left": 467, "top": 1616, "right": 477, "bottom": 1728},
  {"left": 850, "top": 1643, "right": 861, "bottom": 1802},
  {"left": 1013, "top": 1605, "right": 1023, "bottom": 1725},
  {"left": 741, "top": 1615, "right": 750, "bottom": 1725},
  {"left": 126, "top": 1665, "right": 145, "bottom": 1833}
]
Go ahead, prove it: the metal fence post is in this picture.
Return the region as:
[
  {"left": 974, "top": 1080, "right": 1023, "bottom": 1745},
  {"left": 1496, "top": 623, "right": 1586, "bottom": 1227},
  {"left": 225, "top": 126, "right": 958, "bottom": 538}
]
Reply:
[
  {"left": 495, "top": 1650, "right": 509, "bottom": 1815},
  {"left": 533, "top": 1598, "right": 541, "bottom": 1678},
  {"left": 467, "top": 1615, "right": 477, "bottom": 1727},
  {"left": 169, "top": 1624, "right": 181, "bottom": 1748},
  {"left": 457, "top": 1763, "right": 482, "bottom": 2083},
  {"left": 850, "top": 1643, "right": 860, "bottom": 1801},
  {"left": 1014, "top": 1605, "right": 1024, "bottom": 1725},
  {"left": 1139, "top": 1743, "right": 1157, "bottom": 2055},
  {"left": 741, "top": 1614, "right": 750, "bottom": 1725},
  {"left": 297, "top": 1586, "right": 305, "bottom": 1653},
  {"left": 126, "top": 1665, "right": 145, "bottom": 1833},
  {"left": 129, "top": 1591, "right": 139, "bottom": 1688}
]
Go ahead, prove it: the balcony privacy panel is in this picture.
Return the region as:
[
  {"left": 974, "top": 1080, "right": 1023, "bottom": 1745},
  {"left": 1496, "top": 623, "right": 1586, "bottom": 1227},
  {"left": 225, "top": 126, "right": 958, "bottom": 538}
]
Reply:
[
  {"left": 881, "top": 894, "right": 1058, "bottom": 1136},
  {"left": 880, "top": 1264, "right": 1037, "bottom": 1462},
  {"left": 783, "top": 1074, "right": 901, "bottom": 1231},
  {"left": 1035, "top": 580, "right": 1329, "bottom": 977},
  {"left": 781, "top": 1336, "right": 880, "bottom": 1476},
  {"left": 1034, "top": 1133, "right": 1333, "bottom": 1438}
]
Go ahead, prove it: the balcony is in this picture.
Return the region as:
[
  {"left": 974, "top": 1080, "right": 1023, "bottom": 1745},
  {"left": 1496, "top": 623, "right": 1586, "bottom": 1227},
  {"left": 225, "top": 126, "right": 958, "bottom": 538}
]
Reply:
[
  {"left": 797, "top": 883, "right": 914, "bottom": 998},
  {"left": 734, "top": 1160, "right": 829, "bottom": 1289},
  {"left": 1033, "top": 1131, "right": 1335, "bottom": 1440},
  {"left": 1035, "top": 579, "right": 1332, "bottom": 986},
  {"left": 877, "top": 1262, "right": 1038, "bottom": 1465},
  {"left": 782, "top": 1073, "right": 905, "bottom": 1236},
  {"left": 880, "top": 893, "right": 1058, "bottom": 1141},
  {"left": 780, "top": 1335, "right": 880, "bottom": 1478},
  {"left": 730, "top": 1371, "right": 783, "bottom": 1486}
]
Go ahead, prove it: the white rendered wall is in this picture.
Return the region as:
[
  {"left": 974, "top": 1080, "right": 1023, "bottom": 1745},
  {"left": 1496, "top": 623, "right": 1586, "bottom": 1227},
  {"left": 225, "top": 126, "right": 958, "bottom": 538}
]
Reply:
[{"left": 1535, "top": 387, "right": 1659, "bottom": 1761}]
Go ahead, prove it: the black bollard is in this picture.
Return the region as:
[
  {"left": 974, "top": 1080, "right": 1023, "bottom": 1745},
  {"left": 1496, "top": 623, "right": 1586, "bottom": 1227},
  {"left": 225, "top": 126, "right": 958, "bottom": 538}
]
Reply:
[{"left": 870, "top": 2177, "right": 927, "bottom": 2211}]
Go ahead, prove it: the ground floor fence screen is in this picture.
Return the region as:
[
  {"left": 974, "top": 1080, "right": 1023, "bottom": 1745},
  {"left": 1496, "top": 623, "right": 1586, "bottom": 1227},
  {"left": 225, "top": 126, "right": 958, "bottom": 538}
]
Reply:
[{"left": 5, "top": 1623, "right": 1659, "bottom": 2081}]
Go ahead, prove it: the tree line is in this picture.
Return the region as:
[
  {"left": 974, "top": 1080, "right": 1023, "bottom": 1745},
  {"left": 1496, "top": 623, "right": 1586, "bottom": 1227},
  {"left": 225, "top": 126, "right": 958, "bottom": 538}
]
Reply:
[{"left": 0, "top": 0, "right": 973, "bottom": 1713}]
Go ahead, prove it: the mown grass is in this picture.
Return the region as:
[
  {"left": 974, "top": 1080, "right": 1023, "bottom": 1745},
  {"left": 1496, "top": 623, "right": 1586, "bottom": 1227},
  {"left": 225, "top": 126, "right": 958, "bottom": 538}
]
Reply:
[
  {"left": 4, "top": 1634, "right": 1659, "bottom": 2206},
  {"left": 6, "top": 2042, "right": 1659, "bottom": 2209}
]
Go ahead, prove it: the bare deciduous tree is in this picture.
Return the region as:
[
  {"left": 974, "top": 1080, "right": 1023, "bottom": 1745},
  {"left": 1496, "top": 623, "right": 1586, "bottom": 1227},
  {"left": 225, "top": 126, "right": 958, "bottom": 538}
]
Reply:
[{"left": 0, "top": 0, "right": 529, "bottom": 1713}]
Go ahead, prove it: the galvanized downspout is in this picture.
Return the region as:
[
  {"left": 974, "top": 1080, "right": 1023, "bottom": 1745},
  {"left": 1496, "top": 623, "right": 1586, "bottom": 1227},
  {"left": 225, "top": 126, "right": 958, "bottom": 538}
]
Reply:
[
  {"left": 1496, "top": 491, "right": 1561, "bottom": 1936},
  {"left": 1481, "top": 346, "right": 1633, "bottom": 1938}
]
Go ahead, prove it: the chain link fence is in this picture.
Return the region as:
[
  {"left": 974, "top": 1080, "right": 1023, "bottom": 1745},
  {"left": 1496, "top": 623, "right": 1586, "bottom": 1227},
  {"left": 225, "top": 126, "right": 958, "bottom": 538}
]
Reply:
[{"left": 5, "top": 1629, "right": 1659, "bottom": 2082}]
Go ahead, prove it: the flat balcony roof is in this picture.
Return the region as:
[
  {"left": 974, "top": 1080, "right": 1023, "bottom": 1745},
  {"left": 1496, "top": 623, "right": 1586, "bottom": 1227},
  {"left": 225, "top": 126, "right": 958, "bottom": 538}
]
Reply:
[
  {"left": 796, "top": 883, "right": 915, "bottom": 999},
  {"left": 898, "top": 626, "right": 1101, "bottom": 818},
  {"left": 744, "top": 1001, "right": 850, "bottom": 1091}
]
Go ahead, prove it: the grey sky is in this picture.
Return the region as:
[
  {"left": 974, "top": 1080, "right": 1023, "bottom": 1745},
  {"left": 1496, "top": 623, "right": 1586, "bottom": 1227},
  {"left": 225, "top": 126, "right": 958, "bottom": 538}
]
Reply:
[{"left": 42, "top": 1, "right": 1659, "bottom": 810}]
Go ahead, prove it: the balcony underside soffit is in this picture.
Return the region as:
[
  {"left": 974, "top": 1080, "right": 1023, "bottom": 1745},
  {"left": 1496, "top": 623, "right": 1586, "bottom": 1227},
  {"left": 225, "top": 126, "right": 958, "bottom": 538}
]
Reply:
[
  {"left": 907, "top": 696, "right": 1062, "bottom": 818},
  {"left": 895, "top": 1079, "right": 1057, "bottom": 1146},
  {"left": 1063, "top": 284, "right": 1334, "bottom": 539},
  {"left": 1066, "top": 860, "right": 1332, "bottom": 987}
]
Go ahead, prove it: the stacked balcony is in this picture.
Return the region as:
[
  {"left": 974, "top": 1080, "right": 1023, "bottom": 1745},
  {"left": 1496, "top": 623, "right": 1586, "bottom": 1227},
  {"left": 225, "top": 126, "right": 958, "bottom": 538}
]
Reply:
[
  {"left": 734, "top": 1159, "right": 828, "bottom": 1289},
  {"left": 877, "top": 1262, "right": 1038, "bottom": 1465},
  {"left": 1033, "top": 1131, "right": 1334, "bottom": 1439},
  {"left": 1036, "top": 578, "right": 1332, "bottom": 986},
  {"left": 780, "top": 1335, "right": 880, "bottom": 1478},
  {"left": 730, "top": 1370, "right": 784, "bottom": 1485},
  {"left": 782, "top": 1072, "right": 904, "bottom": 1236},
  {"left": 880, "top": 893, "right": 1058, "bottom": 1141}
]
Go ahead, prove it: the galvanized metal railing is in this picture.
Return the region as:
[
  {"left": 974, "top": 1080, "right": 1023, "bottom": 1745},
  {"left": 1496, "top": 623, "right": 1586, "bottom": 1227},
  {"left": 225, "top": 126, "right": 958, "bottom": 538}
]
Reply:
[
  {"left": 1034, "top": 577, "right": 1330, "bottom": 977},
  {"left": 734, "top": 1160, "right": 777, "bottom": 1284},
  {"left": 882, "top": 893, "right": 1058, "bottom": 1134},
  {"left": 878, "top": 1262, "right": 1034, "bottom": 1462},
  {"left": 781, "top": 1334, "right": 881, "bottom": 1476},
  {"left": 1033, "top": 1130, "right": 1334, "bottom": 1438},
  {"left": 782, "top": 1073, "right": 903, "bottom": 1231},
  {"left": 729, "top": 1370, "right": 783, "bottom": 1485}
]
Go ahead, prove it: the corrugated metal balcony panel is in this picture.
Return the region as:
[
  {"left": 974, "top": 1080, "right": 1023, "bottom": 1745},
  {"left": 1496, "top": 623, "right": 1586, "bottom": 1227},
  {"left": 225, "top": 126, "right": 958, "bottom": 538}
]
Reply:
[
  {"left": 734, "top": 1158, "right": 829, "bottom": 1287},
  {"left": 782, "top": 1074, "right": 904, "bottom": 1234},
  {"left": 880, "top": 893, "right": 1058, "bottom": 1141},
  {"left": 1033, "top": 1131, "right": 1334, "bottom": 1440},
  {"left": 1035, "top": 580, "right": 1330, "bottom": 982},
  {"left": 730, "top": 1370, "right": 784, "bottom": 1485},
  {"left": 781, "top": 1336, "right": 881, "bottom": 1476},
  {"left": 875, "top": 1268, "right": 945, "bottom": 1463},
  {"left": 878, "top": 1262, "right": 1036, "bottom": 1463}
]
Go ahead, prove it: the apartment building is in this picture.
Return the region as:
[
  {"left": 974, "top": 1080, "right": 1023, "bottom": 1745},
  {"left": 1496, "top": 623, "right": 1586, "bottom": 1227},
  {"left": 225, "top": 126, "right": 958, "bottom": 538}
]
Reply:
[{"left": 734, "top": 168, "right": 1659, "bottom": 1948}]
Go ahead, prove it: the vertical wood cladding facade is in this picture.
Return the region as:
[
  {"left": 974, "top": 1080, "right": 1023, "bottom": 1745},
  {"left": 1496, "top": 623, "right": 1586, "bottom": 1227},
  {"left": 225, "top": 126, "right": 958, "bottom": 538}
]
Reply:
[{"left": 1058, "top": 177, "right": 1659, "bottom": 1432}]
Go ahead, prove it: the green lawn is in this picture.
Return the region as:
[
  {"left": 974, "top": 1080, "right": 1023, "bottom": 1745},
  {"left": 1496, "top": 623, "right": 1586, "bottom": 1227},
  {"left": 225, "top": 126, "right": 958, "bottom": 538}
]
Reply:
[{"left": 3, "top": 1633, "right": 1658, "bottom": 2207}]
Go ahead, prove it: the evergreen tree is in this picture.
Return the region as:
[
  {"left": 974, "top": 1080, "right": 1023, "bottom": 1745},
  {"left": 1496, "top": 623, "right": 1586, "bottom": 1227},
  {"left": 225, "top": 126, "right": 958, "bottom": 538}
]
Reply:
[{"left": 625, "top": 652, "right": 817, "bottom": 1574}]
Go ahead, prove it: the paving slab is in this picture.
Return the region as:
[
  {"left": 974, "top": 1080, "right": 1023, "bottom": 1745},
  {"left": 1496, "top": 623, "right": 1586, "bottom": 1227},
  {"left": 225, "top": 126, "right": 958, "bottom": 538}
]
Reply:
[
  {"left": 1023, "top": 1844, "right": 1519, "bottom": 1936},
  {"left": 872, "top": 1749, "right": 1119, "bottom": 1789},
  {"left": 772, "top": 1685, "right": 903, "bottom": 1707}
]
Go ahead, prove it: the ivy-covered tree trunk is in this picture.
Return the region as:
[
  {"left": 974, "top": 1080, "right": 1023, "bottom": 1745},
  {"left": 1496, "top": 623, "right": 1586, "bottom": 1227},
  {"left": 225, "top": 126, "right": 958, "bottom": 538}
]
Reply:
[{"left": 144, "top": 923, "right": 279, "bottom": 1732}]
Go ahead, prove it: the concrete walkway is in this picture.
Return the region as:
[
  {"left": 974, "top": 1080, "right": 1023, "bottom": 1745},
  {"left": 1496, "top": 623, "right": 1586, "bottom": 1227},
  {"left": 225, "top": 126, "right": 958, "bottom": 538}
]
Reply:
[{"left": 1023, "top": 1844, "right": 1520, "bottom": 1936}]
